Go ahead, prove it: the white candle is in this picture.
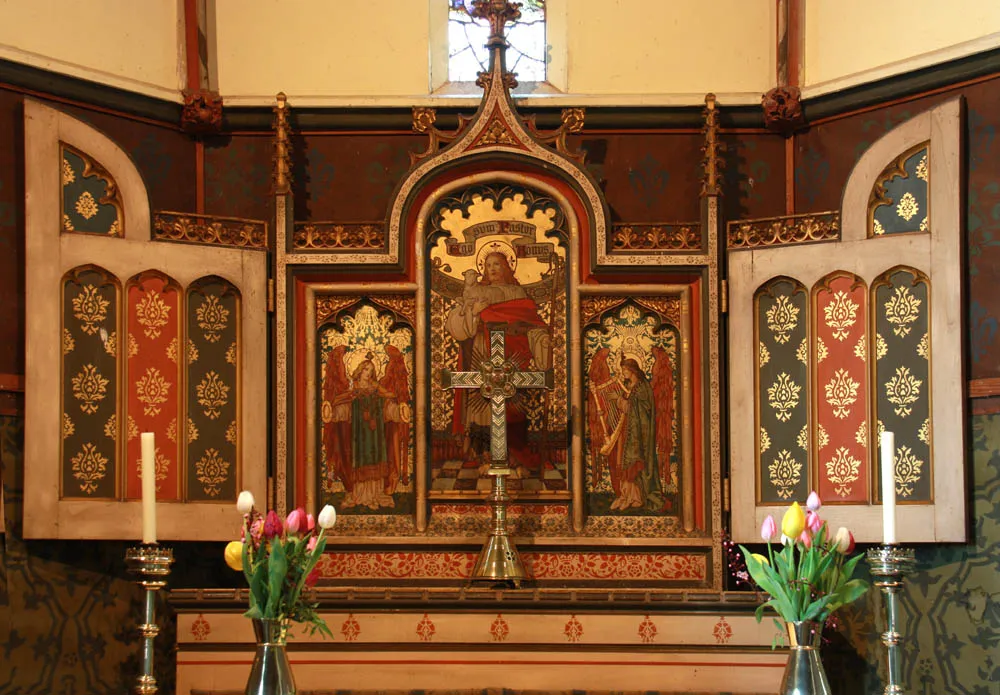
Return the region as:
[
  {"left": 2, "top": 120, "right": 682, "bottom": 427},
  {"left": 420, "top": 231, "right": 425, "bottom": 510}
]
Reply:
[
  {"left": 880, "top": 430, "right": 897, "bottom": 545},
  {"left": 140, "top": 432, "right": 157, "bottom": 544}
]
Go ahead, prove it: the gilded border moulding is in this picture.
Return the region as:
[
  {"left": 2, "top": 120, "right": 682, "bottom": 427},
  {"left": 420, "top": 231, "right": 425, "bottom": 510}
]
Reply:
[
  {"left": 153, "top": 212, "right": 268, "bottom": 250},
  {"left": 292, "top": 222, "right": 385, "bottom": 251},
  {"left": 726, "top": 211, "right": 840, "bottom": 250},
  {"left": 609, "top": 222, "right": 702, "bottom": 253}
]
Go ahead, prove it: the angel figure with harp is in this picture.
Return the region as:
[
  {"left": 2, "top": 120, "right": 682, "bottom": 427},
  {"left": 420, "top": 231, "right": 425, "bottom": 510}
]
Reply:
[
  {"left": 588, "top": 347, "right": 674, "bottom": 512},
  {"left": 322, "top": 345, "right": 410, "bottom": 509}
]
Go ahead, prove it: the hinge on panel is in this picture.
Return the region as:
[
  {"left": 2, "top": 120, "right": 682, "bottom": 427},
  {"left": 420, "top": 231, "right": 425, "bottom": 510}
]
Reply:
[
  {"left": 720, "top": 279, "right": 729, "bottom": 314},
  {"left": 267, "top": 278, "right": 275, "bottom": 313},
  {"left": 723, "top": 476, "right": 731, "bottom": 513}
]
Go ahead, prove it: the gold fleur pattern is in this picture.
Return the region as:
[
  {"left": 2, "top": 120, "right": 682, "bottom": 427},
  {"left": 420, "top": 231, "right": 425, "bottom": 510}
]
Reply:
[
  {"left": 768, "top": 450, "right": 802, "bottom": 500},
  {"left": 187, "top": 418, "right": 199, "bottom": 443},
  {"left": 71, "top": 442, "right": 108, "bottom": 494},
  {"left": 816, "top": 424, "right": 829, "bottom": 450},
  {"left": 823, "top": 291, "right": 859, "bottom": 341},
  {"left": 758, "top": 341, "right": 770, "bottom": 368},
  {"left": 917, "top": 333, "right": 929, "bottom": 359},
  {"left": 915, "top": 154, "right": 928, "bottom": 181},
  {"left": 62, "top": 214, "right": 75, "bottom": 232},
  {"left": 166, "top": 418, "right": 177, "bottom": 443},
  {"left": 796, "top": 425, "right": 809, "bottom": 451},
  {"left": 166, "top": 338, "right": 179, "bottom": 363},
  {"left": 225, "top": 342, "right": 237, "bottom": 365},
  {"left": 767, "top": 373, "right": 801, "bottom": 423},
  {"left": 765, "top": 295, "right": 799, "bottom": 345},
  {"left": 62, "top": 157, "right": 75, "bottom": 184},
  {"left": 103, "top": 331, "right": 117, "bottom": 357},
  {"left": 135, "top": 367, "right": 171, "bottom": 417},
  {"left": 855, "top": 422, "right": 867, "bottom": 447},
  {"left": 854, "top": 334, "right": 867, "bottom": 361},
  {"left": 919, "top": 216, "right": 929, "bottom": 232},
  {"left": 196, "top": 295, "right": 230, "bottom": 343},
  {"left": 127, "top": 333, "right": 139, "bottom": 358},
  {"left": 195, "top": 448, "right": 231, "bottom": 497},
  {"left": 134, "top": 448, "right": 170, "bottom": 490},
  {"left": 893, "top": 445, "right": 923, "bottom": 497},
  {"left": 103, "top": 414, "right": 116, "bottom": 439},
  {"left": 885, "top": 286, "right": 921, "bottom": 338},
  {"left": 63, "top": 328, "right": 75, "bottom": 354},
  {"left": 135, "top": 291, "right": 172, "bottom": 339},
  {"left": 74, "top": 191, "right": 99, "bottom": 219},
  {"left": 126, "top": 415, "right": 139, "bottom": 441},
  {"left": 918, "top": 419, "right": 930, "bottom": 445},
  {"left": 876, "top": 333, "right": 888, "bottom": 360},
  {"left": 896, "top": 192, "right": 919, "bottom": 221},
  {"left": 759, "top": 427, "right": 771, "bottom": 454},
  {"left": 824, "top": 447, "right": 861, "bottom": 497},
  {"left": 825, "top": 368, "right": 861, "bottom": 419},
  {"left": 873, "top": 219, "right": 885, "bottom": 236},
  {"left": 226, "top": 421, "right": 238, "bottom": 445},
  {"left": 63, "top": 413, "right": 75, "bottom": 439},
  {"left": 72, "top": 364, "right": 109, "bottom": 415},
  {"left": 796, "top": 338, "right": 809, "bottom": 364},
  {"left": 885, "top": 365, "right": 922, "bottom": 417},
  {"left": 72, "top": 285, "right": 110, "bottom": 336},
  {"left": 196, "top": 371, "right": 229, "bottom": 420}
]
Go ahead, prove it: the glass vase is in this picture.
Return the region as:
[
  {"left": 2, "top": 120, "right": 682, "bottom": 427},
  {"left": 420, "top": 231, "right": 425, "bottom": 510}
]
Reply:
[
  {"left": 779, "top": 620, "right": 831, "bottom": 695},
  {"left": 245, "top": 618, "right": 296, "bottom": 695}
]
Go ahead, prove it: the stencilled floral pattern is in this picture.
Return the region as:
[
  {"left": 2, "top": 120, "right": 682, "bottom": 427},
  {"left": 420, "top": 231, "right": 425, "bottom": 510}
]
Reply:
[
  {"left": 196, "top": 371, "right": 230, "bottom": 420},
  {"left": 72, "top": 285, "right": 110, "bottom": 336},
  {"left": 135, "top": 367, "right": 171, "bottom": 417},
  {"left": 196, "top": 295, "right": 230, "bottom": 343},
  {"left": 769, "top": 450, "right": 802, "bottom": 500},
  {"left": 195, "top": 448, "right": 230, "bottom": 497},
  {"left": 885, "top": 365, "right": 923, "bottom": 417},
  {"left": 767, "top": 373, "right": 801, "bottom": 423},
  {"left": 135, "top": 291, "right": 172, "bottom": 339},
  {"left": 72, "top": 364, "right": 109, "bottom": 415},
  {"left": 74, "top": 191, "right": 99, "bottom": 219},
  {"left": 766, "top": 295, "right": 800, "bottom": 345},
  {"left": 893, "top": 444, "right": 924, "bottom": 497},
  {"left": 885, "top": 285, "right": 922, "bottom": 338},
  {"left": 71, "top": 442, "right": 108, "bottom": 494},
  {"left": 824, "top": 291, "right": 859, "bottom": 341},
  {"left": 896, "top": 191, "right": 919, "bottom": 221},
  {"left": 825, "top": 368, "right": 861, "bottom": 419},
  {"left": 758, "top": 342, "right": 770, "bottom": 367},
  {"left": 825, "top": 446, "right": 862, "bottom": 497},
  {"left": 63, "top": 328, "right": 75, "bottom": 354},
  {"left": 63, "top": 413, "right": 75, "bottom": 439},
  {"left": 760, "top": 427, "right": 771, "bottom": 454}
]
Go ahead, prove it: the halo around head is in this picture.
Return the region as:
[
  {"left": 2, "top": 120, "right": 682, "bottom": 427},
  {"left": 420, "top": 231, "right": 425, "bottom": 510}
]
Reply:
[{"left": 476, "top": 240, "right": 518, "bottom": 276}]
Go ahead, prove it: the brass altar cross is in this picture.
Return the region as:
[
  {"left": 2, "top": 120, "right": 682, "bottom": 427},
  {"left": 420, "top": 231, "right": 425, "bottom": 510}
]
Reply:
[{"left": 442, "top": 327, "right": 553, "bottom": 585}]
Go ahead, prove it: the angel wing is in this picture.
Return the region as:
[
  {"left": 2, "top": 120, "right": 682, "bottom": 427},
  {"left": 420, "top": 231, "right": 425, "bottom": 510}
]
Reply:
[
  {"left": 651, "top": 346, "right": 675, "bottom": 485},
  {"left": 588, "top": 348, "right": 623, "bottom": 485},
  {"left": 380, "top": 345, "right": 411, "bottom": 488},
  {"left": 322, "top": 345, "right": 353, "bottom": 490}
]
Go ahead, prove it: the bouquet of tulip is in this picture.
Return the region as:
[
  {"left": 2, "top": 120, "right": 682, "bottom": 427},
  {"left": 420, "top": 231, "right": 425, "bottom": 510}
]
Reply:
[
  {"left": 224, "top": 491, "right": 337, "bottom": 638},
  {"left": 740, "top": 492, "right": 869, "bottom": 629}
]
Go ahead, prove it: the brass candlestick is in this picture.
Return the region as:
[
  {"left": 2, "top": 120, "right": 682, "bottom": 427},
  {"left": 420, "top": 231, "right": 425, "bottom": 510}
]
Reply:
[
  {"left": 866, "top": 545, "right": 916, "bottom": 695},
  {"left": 125, "top": 544, "right": 174, "bottom": 695},
  {"left": 471, "top": 464, "right": 526, "bottom": 586}
]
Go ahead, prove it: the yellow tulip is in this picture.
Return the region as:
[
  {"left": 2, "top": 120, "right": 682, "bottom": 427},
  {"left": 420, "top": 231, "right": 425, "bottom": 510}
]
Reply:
[
  {"left": 224, "top": 541, "right": 244, "bottom": 571},
  {"left": 751, "top": 553, "right": 770, "bottom": 567},
  {"left": 781, "top": 501, "right": 806, "bottom": 539}
]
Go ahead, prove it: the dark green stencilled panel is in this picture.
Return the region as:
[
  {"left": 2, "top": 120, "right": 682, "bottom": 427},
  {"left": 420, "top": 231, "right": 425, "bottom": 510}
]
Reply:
[
  {"left": 756, "top": 278, "right": 810, "bottom": 503},
  {"left": 874, "top": 268, "right": 932, "bottom": 502},
  {"left": 62, "top": 267, "right": 119, "bottom": 499},
  {"left": 870, "top": 145, "right": 929, "bottom": 236},
  {"left": 60, "top": 146, "right": 123, "bottom": 237},
  {"left": 185, "top": 278, "right": 240, "bottom": 502}
]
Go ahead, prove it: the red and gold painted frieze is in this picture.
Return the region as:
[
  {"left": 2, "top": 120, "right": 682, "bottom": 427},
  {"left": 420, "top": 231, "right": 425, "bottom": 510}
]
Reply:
[
  {"left": 812, "top": 273, "right": 869, "bottom": 502},
  {"left": 315, "top": 550, "right": 707, "bottom": 582},
  {"left": 61, "top": 266, "right": 120, "bottom": 499},
  {"left": 125, "top": 271, "right": 182, "bottom": 500}
]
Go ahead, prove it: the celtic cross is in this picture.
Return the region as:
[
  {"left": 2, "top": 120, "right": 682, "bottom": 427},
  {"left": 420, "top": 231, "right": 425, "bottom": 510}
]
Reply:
[{"left": 442, "top": 327, "right": 552, "bottom": 466}]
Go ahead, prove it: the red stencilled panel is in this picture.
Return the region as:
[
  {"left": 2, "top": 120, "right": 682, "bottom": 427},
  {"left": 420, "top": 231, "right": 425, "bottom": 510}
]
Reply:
[
  {"left": 813, "top": 273, "right": 869, "bottom": 503},
  {"left": 125, "top": 272, "right": 182, "bottom": 501}
]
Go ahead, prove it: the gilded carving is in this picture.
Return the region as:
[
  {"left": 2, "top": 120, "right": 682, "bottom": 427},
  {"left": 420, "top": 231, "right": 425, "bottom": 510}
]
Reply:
[
  {"left": 196, "top": 295, "right": 230, "bottom": 343},
  {"left": 293, "top": 223, "right": 385, "bottom": 250},
  {"left": 701, "top": 93, "right": 724, "bottom": 197},
  {"left": 71, "top": 442, "right": 108, "bottom": 494},
  {"left": 195, "top": 448, "right": 230, "bottom": 497},
  {"left": 72, "top": 364, "right": 109, "bottom": 415},
  {"left": 153, "top": 212, "right": 267, "bottom": 249},
  {"left": 196, "top": 371, "right": 230, "bottom": 420},
  {"left": 135, "top": 291, "right": 172, "bottom": 339},
  {"left": 727, "top": 212, "right": 840, "bottom": 249},
  {"left": 610, "top": 223, "right": 701, "bottom": 252},
  {"left": 581, "top": 297, "right": 627, "bottom": 326},
  {"left": 72, "top": 285, "right": 110, "bottom": 335}
]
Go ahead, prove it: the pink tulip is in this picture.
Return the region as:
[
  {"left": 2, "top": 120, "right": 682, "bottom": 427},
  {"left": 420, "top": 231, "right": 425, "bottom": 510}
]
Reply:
[
  {"left": 286, "top": 508, "right": 305, "bottom": 534},
  {"left": 760, "top": 515, "right": 778, "bottom": 542},
  {"left": 306, "top": 514, "right": 316, "bottom": 532},
  {"left": 307, "top": 535, "right": 318, "bottom": 552},
  {"left": 833, "top": 527, "right": 856, "bottom": 554},
  {"left": 249, "top": 518, "right": 264, "bottom": 548},
  {"left": 806, "top": 510, "right": 823, "bottom": 533},
  {"left": 798, "top": 530, "right": 813, "bottom": 549},
  {"left": 806, "top": 491, "right": 822, "bottom": 512},
  {"left": 263, "top": 510, "right": 282, "bottom": 539}
]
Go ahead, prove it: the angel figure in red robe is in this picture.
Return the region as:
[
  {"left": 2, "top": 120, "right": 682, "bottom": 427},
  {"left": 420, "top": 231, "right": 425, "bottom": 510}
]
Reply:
[
  {"left": 380, "top": 345, "right": 411, "bottom": 488},
  {"left": 650, "top": 345, "right": 676, "bottom": 491}
]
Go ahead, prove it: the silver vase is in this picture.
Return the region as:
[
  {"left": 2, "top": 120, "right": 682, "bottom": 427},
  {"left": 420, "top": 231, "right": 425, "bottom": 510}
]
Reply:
[
  {"left": 246, "top": 619, "right": 296, "bottom": 695},
  {"left": 779, "top": 621, "right": 832, "bottom": 695}
]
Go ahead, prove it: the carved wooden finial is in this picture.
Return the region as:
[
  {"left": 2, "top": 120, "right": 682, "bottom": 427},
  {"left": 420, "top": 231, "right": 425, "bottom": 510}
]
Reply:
[
  {"left": 470, "top": 0, "right": 522, "bottom": 47},
  {"left": 272, "top": 92, "right": 292, "bottom": 196},
  {"left": 701, "top": 93, "right": 724, "bottom": 198}
]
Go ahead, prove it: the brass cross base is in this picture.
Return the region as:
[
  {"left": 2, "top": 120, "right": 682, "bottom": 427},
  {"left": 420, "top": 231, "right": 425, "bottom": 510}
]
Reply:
[{"left": 471, "top": 466, "right": 525, "bottom": 587}]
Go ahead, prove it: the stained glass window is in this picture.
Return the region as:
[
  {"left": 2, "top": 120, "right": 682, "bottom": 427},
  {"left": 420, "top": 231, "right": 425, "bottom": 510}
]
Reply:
[{"left": 448, "top": 0, "right": 546, "bottom": 83}]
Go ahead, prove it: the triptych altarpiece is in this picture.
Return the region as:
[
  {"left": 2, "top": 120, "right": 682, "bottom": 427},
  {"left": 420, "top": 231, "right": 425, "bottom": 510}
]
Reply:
[{"left": 20, "top": 39, "right": 968, "bottom": 593}]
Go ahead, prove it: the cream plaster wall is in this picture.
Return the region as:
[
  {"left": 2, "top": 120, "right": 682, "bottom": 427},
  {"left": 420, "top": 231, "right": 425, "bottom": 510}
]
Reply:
[
  {"left": 0, "top": 0, "right": 184, "bottom": 101},
  {"left": 804, "top": 0, "right": 1000, "bottom": 96}
]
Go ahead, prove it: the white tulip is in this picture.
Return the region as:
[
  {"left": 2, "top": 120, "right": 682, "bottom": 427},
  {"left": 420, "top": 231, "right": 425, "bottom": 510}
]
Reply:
[
  {"left": 237, "top": 490, "right": 255, "bottom": 515},
  {"left": 318, "top": 504, "right": 337, "bottom": 529}
]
